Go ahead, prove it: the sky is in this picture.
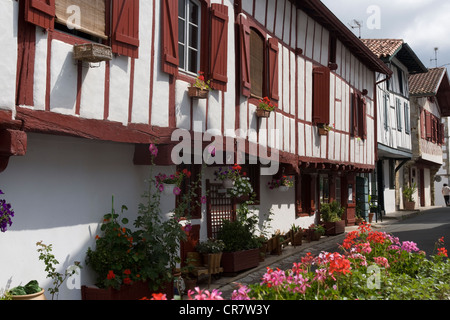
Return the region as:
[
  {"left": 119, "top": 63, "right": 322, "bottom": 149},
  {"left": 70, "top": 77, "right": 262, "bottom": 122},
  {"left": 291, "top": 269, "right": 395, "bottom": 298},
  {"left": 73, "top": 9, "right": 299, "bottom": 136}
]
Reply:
[{"left": 320, "top": 0, "right": 450, "bottom": 69}]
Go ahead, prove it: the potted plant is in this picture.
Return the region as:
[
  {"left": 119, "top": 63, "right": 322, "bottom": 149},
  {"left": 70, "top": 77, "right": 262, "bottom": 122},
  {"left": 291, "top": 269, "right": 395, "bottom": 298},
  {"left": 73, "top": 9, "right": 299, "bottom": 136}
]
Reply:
[
  {"left": 256, "top": 97, "right": 277, "bottom": 118},
  {"left": 403, "top": 183, "right": 417, "bottom": 211},
  {"left": 307, "top": 224, "right": 325, "bottom": 241},
  {"left": 188, "top": 71, "right": 211, "bottom": 99},
  {"left": 8, "top": 280, "right": 46, "bottom": 300},
  {"left": 290, "top": 224, "right": 303, "bottom": 246},
  {"left": 217, "top": 203, "right": 261, "bottom": 273},
  {"left": 267, "top": 175, "right": 294, "bottom": 192},
  {"left": 320, "top": 200, "right": 346, "bottom": 236},
  {"left": 214, "top": 164, "right": 242, "bottom": 188},
  {"left": 195, "top": 238, "right": 225, "bottom": 266},
  {"left": 155, "top": 168, "right": 191, "bottom": 195},
  {"left": 227, "top": 175, "right": 254, "bottom": 201},
  {"left": 318, "top": 123, "right": 334, "bottom": 135}
]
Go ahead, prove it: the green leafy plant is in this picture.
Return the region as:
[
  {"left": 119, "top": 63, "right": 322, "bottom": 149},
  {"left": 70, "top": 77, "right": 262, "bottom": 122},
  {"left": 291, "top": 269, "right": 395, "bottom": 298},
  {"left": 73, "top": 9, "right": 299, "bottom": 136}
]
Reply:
[
  {"left": 193, "top": 71, "right": 211, "bottom": 90},
  {"left": 195, "top": 238, "right": 225, "bottom": 254},
  {"left": 320, "top": 200, "right": 345, "bottom": 222},
  {"left": 36, "top": 241, "right": 80, "bottom": 300},
  {"left": 403, "top": 183, "right": 417, "bottom": 202}
]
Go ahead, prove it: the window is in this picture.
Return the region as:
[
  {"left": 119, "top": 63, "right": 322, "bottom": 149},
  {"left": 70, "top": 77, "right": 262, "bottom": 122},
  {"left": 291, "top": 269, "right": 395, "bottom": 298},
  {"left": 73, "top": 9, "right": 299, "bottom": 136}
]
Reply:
[
  {"left": 178, "top": 0, "right": 201, "bottom": 74},
  {"left": 162, "top": 1, "right": 229, "bottom": 90},
  {"left": 319, "top": 174, "right": 330, "bottom": 204},
  {"left": 24, "top": 0, "right": 140, "bottom": 58},
  {"left": 335, "top": 177, "right": 342, "bottom": 205},
  {"left": 238, "top": 15, "right": 279, "bottom": 101},
  {"left": 55, "top": 0, "right": 107, "bottom": 41}
]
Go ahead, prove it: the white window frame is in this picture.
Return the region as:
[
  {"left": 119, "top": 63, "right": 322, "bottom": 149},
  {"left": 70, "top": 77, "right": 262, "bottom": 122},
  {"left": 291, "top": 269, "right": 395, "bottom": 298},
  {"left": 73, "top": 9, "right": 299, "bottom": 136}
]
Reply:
[{"left": 178, "top": 0, "right": 201, "bottom": 75}]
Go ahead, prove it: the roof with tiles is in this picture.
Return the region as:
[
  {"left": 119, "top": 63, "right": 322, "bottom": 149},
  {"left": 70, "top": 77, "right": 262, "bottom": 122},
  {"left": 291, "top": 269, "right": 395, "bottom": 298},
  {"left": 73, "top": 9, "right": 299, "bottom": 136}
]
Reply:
[
  {"left": 409, "top": 67, "right": 450, "bottom": 116},
  {"left": 409, "top": 67, "right": 447, "bottom": 96},
  {"left": 361, "top": 39, "right": 427, "bottom": 74}
]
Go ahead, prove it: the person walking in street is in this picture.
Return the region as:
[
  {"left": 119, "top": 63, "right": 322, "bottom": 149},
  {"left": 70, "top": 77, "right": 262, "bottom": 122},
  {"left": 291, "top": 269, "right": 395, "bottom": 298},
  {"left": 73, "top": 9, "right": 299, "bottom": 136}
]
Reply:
[{"left": 442, "top": 184, "right": 450, "bottom": 206}]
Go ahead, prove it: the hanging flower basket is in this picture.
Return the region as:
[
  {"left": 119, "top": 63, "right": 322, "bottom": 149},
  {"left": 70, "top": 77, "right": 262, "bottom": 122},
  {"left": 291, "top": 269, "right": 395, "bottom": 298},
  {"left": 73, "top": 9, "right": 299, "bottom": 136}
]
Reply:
[
  {"left": 188, "top": 86, "right": 209, "bottom": 99},
  {"left": 256, "top": 109, "right": 271, "bottom": 118},
  {"left": 278, "top": 186, "right": 290, "bottom": 192}
]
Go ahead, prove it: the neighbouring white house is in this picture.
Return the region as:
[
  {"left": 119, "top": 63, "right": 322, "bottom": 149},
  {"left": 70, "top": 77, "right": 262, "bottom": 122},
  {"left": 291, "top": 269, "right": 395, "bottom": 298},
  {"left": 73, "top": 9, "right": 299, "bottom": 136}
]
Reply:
[
  {"left": 361, "top": 39, "right": 427, "bottom": 215},
  {"left": 0, "top": 0, "right": 390, "bottom": 299}
]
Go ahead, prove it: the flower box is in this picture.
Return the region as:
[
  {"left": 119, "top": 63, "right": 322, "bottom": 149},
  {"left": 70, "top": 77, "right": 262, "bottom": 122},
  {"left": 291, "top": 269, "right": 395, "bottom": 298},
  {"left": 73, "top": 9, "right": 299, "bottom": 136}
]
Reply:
[
  {"left": 221, "top": 249, "right": 260, "bottom": 274},
  {"left": 188, "top": 87, "right": 209, "bottom": 99},
  {"left": 256, "top": 109, "right": 271, "bottom": 118},
  {"left": 222, "top": 178, "right": 234, "bottom": 189},
  {"left": 81, "top": 281, "right": 173, "bottom": 300},
  {"left": 324, "top": 220, "right": 346, "bottom": 236},
  {"left": 73, "top": 43, "right": 112, "bottom": 63}
]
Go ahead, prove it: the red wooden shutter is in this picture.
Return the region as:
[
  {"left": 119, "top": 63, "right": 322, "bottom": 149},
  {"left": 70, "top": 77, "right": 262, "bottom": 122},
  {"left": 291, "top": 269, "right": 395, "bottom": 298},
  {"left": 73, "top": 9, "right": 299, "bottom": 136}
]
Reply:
[
  {"left": 209, "top": 4, "right": 228, "bottom": 92},
  {"left": 358, "top": 96, "right": 367, "bottom": 139},
  {"left": 440, "top": 123, "right": 445, "bottom": 144},
  {"left": 312, "top": 66, "right": 330, "bottom": 125},
  {"left": 425, "top": 111, "right": 432, "bottom": 140},
  {"left": 268, "top": 37, "right": 279, "bottom": 101},
  {"left": 161, "top": 0, "right": 178, "bottom": 75},
  {"left": 420, "top": 110, "right": 426, "bottom": 139},
  {"left": 239, "top": 15, "right": 251, "bottom": 97},
  {"left": 352, "top": 92, "right": 358, "bottom": 136},
  {"left": 111, "top": 0, "right": 140, "bottom": 59},
  {"left": 24, "top": 0, "right": 55, "bottom": 30}
]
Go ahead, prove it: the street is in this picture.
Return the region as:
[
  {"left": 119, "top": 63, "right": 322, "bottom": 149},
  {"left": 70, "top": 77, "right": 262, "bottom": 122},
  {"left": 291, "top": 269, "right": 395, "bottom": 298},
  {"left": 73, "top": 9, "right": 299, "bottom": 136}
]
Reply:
[{"left": 381, "top": 207, "right": 450, "bottom": 257}]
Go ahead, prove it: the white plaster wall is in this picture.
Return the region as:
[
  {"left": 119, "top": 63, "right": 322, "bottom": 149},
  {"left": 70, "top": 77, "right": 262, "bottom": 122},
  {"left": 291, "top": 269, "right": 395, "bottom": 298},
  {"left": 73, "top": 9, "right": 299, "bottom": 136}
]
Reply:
[
  {"left": 0, "top": 0, "right": 17, "bottom": 110},
  {"left": 33, "top": 30, "right": 48, "bottom": 110},
  {"left": 50, "top": 40, "right": 78, "bottom": 115},
  {"left": 130, "top": 0, "right": 152, "bottom": 124},
  {"left": 0, "top": 133, "right": 176, "bottom": 300}
]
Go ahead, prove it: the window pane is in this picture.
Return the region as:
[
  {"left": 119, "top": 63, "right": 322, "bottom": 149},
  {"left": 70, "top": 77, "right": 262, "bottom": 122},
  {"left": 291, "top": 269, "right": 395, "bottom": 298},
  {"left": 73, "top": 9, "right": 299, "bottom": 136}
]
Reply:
[
  {"left": 179, "top": 44, "right": 185, "bottom": 69},
  {"left": 189, "top": 0, "right": 199, "bottom": 24},
  {"left": 178, "top": 18, "right": 185, "bottom": 44},
  {"left": 188, "top": 48, "right": 198, "bottom": 73},
  {"left": 189, "top": 24, "right": 198, "bottom": 48},
  {"left": 178, "top": 0, "right": 185, "bottom": 18}
]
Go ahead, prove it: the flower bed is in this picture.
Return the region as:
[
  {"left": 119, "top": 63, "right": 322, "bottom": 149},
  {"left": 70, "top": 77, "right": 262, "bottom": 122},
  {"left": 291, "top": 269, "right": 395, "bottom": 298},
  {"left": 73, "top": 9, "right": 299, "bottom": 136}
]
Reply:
[{"left": 149, "top": 222, "right": 450, "bottom": 300}]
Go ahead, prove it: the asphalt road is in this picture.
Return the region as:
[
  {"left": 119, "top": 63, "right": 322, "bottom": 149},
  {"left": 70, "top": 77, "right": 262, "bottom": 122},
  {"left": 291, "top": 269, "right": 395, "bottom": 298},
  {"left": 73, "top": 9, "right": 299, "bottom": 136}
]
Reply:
[{"left": 382, "top": 207, "right": 450, "bottom": 257}]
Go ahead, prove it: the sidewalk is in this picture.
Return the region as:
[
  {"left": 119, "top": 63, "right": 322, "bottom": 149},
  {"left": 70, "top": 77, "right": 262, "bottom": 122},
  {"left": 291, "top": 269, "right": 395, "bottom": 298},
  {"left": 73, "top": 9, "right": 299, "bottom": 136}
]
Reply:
[{"left": 194, "top": 206, "right": 438, "bottom": 299}]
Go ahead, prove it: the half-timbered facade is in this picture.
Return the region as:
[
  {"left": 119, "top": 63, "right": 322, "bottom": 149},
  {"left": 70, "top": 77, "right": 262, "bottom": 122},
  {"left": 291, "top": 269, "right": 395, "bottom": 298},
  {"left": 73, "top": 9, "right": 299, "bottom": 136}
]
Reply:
[
  {"left": 407, "top": 67, "right": 450, "bottom": 207},
  {"left": 361, "top": 39, "right": 427, "bottom": 214},
  {"left": 0, "top": 0, "right": 390, "bottom": 299}
]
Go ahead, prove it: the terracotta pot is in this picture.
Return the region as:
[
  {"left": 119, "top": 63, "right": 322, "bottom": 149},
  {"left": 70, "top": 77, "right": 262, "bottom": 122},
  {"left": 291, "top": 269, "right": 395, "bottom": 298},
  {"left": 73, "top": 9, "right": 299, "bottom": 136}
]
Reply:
[
  {"left": 404, "top": 201, "right": 416, "bottom": 211},
  {"left": 11, "top": 289, "right": 46, "bottom": 300},
  {"left": 318, "top": 127, "right": 329, "bottom": 135},
  {"left": 368, "top": 212, "right": 374, "bottom": 223}
]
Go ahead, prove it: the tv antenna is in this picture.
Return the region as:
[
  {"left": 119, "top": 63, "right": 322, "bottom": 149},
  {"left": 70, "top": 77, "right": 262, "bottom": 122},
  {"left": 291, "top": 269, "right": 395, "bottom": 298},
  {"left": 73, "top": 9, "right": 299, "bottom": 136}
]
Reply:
[
  {"left": 430, "top": 47, "right": 439, "bottom": 68},
  {"left": 348, "top": 19, "right": 363, "bottom": 38}
]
